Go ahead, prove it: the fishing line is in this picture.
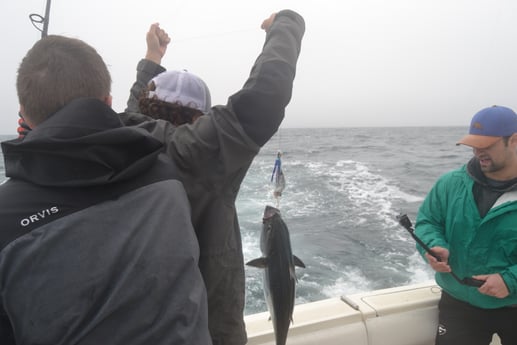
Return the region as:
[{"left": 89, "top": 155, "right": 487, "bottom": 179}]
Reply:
[
  {"left": 270, "top": 128, "right": 286, "bottom": 209},
  {"left": 173, "top": 28, "right": 257, "bottom": 43}
]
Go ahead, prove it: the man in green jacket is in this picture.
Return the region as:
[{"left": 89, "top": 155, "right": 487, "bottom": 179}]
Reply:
[{"left": 415, "top": 105, "right": 517, "bottom": 345}]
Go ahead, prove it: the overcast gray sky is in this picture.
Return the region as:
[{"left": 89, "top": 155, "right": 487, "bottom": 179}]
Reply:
[{"left": 3, "top": 0, "right": 517, "bottom": 134}]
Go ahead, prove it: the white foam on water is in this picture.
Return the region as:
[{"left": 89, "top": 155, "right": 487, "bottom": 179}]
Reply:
[
  {"left": 298, "top": 159, "right": 423, "bottom": 226},
  {"left": 320, "top": 267, "right": 373, "bottom": 297},
  {"left": 406, "top": 252, "right": 434, "bottom": 283}
]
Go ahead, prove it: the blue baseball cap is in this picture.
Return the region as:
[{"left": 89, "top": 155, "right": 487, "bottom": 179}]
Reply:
[{"left": 457, "top": 105, "right": 517, "bottom": 149}]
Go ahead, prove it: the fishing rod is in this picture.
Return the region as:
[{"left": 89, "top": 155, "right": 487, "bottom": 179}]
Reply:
[
  {"left": 396, "top": 214, "right": 484, "bottom": 288},
  {"left": 29, "top": 0, "right": 52, "bottom": 38}
]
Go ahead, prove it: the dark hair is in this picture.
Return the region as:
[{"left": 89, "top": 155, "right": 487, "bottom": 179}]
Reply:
[
  {"left": 17, "top": 35, "right": 111, "bottom": 125},
  {"left": 138, "top": 84, "right": 203, "bottom": 126}
]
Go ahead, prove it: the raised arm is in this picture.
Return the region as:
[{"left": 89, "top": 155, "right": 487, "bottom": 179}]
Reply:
[
  {"left": 230, "top": 10, "right": 305, "bottom": 146},
  {"left": 125, "top": 23, "right": 170, "bottom": 113},
  {"left": 123, "top": 10, "right": 305, "bottom": 178}
]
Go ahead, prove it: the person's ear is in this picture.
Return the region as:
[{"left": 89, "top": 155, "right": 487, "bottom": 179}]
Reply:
[
  {"left": 103, "top": 95, "right": 113, "bottom": 107},
  {"left": 507, "top": 133, "right": 517, "bottom": 149},
  {"left": 19, "top": 105, "right": 36, "bottom": 129}
]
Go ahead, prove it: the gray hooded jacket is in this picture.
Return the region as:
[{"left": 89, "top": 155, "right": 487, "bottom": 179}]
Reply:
[
  {"left": 123, "top": 9, "right": 305, "bottom": 345},
  {"left": 0, "top": 99, "right": 211, "bottom": 345}
]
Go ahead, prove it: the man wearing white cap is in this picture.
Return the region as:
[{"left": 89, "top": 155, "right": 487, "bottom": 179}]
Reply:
[
  {"left": 415, "top": 105, "right": 517, "bottom": 345},
  {"left": 124, "top": 11, "right": 305, "bottom": 345}
]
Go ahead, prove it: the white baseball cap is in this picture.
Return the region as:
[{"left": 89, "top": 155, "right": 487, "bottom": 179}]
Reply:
[{"left": 148, "top": 70, "right": 211, "bottom": 113}]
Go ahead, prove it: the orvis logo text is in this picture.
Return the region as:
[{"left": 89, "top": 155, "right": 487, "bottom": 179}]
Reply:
[{"left": 21, "top": 207, "right": 59, "bottom": 227}]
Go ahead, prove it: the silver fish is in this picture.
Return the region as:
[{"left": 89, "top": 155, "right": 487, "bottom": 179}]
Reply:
[{"left": 246, "top": 205, "right": 305, "bottom": 345}]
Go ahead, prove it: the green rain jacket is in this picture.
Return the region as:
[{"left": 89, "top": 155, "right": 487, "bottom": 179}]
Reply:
[{"left": 415, "top": 164, "right": 517, "bottom": 309}]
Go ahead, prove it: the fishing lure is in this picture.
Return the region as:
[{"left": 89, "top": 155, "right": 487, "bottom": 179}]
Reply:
[{"left": 271, "top": 151, "right": 286, "bottom": 205}]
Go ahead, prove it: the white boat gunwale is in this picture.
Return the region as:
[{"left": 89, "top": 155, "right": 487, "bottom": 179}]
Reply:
[{"left": 244, "top": 280, "right": 502, "bottom": 345}]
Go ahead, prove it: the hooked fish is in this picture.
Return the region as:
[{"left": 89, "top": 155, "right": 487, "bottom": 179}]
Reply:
[{"left": 246, "top": 205, "right": 305, "bottom": 345}]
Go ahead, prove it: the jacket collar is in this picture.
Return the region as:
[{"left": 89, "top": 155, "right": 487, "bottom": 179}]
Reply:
[{"left": 1, "top": 98, "right": 163, "bottom": 187}]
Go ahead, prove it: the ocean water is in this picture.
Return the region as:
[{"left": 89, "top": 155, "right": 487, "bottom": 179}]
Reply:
[
  {"left": 0, "top": 127, "right": 473, "bottom": 315},
  {"left": 238, "top": 127, "right": 472, "bottom": 315}
]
